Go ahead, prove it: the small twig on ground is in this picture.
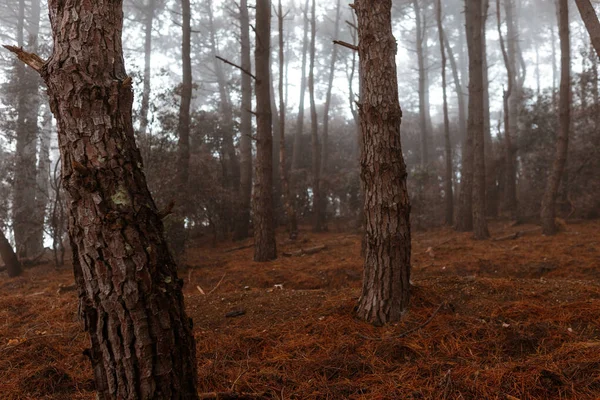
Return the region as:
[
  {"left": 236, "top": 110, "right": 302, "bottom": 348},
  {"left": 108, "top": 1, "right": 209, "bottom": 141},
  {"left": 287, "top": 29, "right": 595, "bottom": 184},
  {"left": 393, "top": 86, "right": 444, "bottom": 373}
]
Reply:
[
  {"left": 357, "top": 302, "right": 445, "bottom": 341},
  {"left": 223, "top": 243, "right": 254, "bottom": 253},
  {"left": 208, "top": 273, "right": 226, "bottom": 295},
  {"left": 282, "top": 244, "right": 326, "bottom": 257}
]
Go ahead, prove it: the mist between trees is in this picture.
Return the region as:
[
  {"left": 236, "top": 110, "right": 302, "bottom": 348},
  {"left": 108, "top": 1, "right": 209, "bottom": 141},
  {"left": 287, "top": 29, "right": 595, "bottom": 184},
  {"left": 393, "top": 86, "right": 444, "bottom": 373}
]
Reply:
[{"left": 0, "top": 0, "right": 599, "bottom": 397}]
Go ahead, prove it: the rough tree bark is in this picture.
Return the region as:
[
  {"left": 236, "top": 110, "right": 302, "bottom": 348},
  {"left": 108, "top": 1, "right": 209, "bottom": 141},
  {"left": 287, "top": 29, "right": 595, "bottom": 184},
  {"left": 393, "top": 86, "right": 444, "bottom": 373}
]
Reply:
[
  {"left": 354, "top": 0, "right": 411, "bottom": 325},
  {"left": 253, "top": 0, "right": 277, "bottom": 261},
  {"left": 233, "top": 0, "right": 253, "bottom": 241},
  {"left": 541, "top": 0, "right": 571, "bottom": 235},
  {"left": 308, "top": 0, "right": 323, "bottom": 232},
  {"left": 277, "top": 0, "right": 298, "bottom": 239},
  {"left": 436, "top": 0, "right": 454, "bottom": 226},
  {"left": 4, "top": 0, "right": 199, "bottom": 398},
  {"left": 0, "top": 229, "right": 22, "bottom": 277}
]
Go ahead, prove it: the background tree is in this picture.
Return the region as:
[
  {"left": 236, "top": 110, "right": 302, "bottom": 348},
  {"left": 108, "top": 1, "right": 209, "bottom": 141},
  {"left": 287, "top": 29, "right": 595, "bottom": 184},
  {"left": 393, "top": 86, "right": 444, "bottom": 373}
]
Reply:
[{"left": 253, "top": 0, "right": 277, "bottom": 261}]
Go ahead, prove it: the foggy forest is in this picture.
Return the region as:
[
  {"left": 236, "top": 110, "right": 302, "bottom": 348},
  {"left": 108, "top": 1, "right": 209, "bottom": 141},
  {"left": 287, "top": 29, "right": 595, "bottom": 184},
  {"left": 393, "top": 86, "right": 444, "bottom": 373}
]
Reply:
[{"left": 0, "top": 0, "right": 599, "bottom": 398}]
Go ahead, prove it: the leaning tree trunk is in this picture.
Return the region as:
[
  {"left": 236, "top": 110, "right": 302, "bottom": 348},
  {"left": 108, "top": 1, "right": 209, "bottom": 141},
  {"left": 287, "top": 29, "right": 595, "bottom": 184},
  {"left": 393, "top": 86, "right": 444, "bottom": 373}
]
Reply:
[
  {"left": 0, "top": 229, "right": 22, "bottom": 277},
  {"left": 233, "top": 0, "right": 253, "bottom": 241},
  {"left": 354, "top": 0, "right": 411, "bottom": 326},
  {"left": 253, "top": 0, "right": 277, "bottom": 262},
  {"left": 541, "top": 0, "right": 571, "bottom": 235},
  {"left": 576, "top": 0, "right": 600, "bottom": 58},
  {"left": 4, "top": 0, "right": 199, "bottom": 397},
  {"left": 436, "top": 0, "right": 454, "bottom": 226},
  {"left": 467, "top": 0, "right": 490, "bottom": 240}
]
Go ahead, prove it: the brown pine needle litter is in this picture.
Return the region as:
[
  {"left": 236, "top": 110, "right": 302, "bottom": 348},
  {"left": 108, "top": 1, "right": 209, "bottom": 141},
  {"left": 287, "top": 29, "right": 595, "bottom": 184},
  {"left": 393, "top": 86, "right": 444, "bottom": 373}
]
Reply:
[{"left": 1, "top": 220, "right": 600, "bottom": 399}]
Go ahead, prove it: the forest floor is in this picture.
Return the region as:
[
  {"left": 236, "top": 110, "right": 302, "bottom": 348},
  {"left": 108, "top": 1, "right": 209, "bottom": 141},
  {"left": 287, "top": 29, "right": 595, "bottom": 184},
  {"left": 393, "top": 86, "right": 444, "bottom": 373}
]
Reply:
[{"left": 1, "top": 219, "right": 600, "bottom": 399}]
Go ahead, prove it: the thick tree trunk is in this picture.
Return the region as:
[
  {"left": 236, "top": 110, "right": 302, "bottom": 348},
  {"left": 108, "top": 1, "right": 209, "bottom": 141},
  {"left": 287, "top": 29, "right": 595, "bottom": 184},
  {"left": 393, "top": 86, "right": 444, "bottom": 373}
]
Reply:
[
  {"left": 308, "top": 0, "right": 323, "bottom": 232},
  {"left": 233, "top": 0, "right": 253, "bottom": 241},
  {"left": 576, "top": 0, "right": 600, "bottom": 58},
  {"left": 277, "top": 0, "right": 298, "bottom": 239},
  {"left": 436, "top": 0, "right": 454, "bottom": 226},
  {"left": 253, "top": 0, "right": 277, "bottom": 262},
  {"left": 354, "top": 0, "right": 411, "bottom": 326},
  {"left": 0, "top": 229, "right": 22, "bottom": 277},
  {"left": 13, "top": 0, "right": 42, "bottom": 258},
  {"left": 466, "top": 0, "right": 489, "bottom": 240},
  {"left": 291, "top": 0, "right": 310, "bottom": 171},
  {"left": 5, "top": 0, "right": 200, "bottom": 397},
  {"left": 541, "top": 0, "right": 571, "bottom": 235}
]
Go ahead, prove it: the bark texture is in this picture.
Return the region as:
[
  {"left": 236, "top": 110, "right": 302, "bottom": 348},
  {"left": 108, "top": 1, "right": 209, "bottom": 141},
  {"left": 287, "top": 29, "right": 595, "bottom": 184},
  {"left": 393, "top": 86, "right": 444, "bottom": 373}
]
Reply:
[
  {"left": 466, "top": 0, "right": 490, "bottom": 240},
  {"left": 0, "top": 229, "right": 22, "bottom": 277},
  {"left": 541, "top": 0, "right": 571, "bottom": 235},
  {"left": 233, "top": 0, "right": 253, "bottom": 241},
  {"left": 354, "top": 0, "right": 411, "bottom": 326},
  {"left": 253, "top": 0, "right": 277, "bottom": 262},
  {"left": 7, "top": 1, "right": 200, "bottom": 397}
]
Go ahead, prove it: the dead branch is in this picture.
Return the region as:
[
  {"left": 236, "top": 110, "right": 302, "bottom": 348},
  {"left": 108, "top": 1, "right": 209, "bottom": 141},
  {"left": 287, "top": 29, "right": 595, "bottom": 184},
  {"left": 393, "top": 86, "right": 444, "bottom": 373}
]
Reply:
[
  {"left": 333, "top": 40, "right": 358, "bottom": 51},
  {"left": 198, "top": 392, "right": 266, "bottom": 400},
  {"left": 216, "top": 55, "right": 257, "bottom": 80},
  {"left": 282, "top": 244, "right": 327, "bottom": 257},
  {"left": 223, "top": 243, "right": 254, "bottom": 253},
  {"left": 492, "top": 227, "right": 542, "bottom": 241},
  {"left": 207, "top": 273, "right": 226, "bottom": 295},
  {"left": 2, "top": 45, "right": 45, "bottom": 72}
]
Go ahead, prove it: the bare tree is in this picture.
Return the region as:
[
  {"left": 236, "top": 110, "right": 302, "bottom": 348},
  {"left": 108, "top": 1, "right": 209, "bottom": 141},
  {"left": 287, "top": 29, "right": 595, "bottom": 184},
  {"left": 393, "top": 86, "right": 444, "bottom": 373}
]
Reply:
[
  {"left": 277, "top": 0, "right": 298, "bottom": 239},
  {"left": 354, "top": 0, "right": 411, "bottom": 325},
  {"left": 5, "top": 0, "right": 199, "bottom": 396},
  {"left": 233, "top": 0, "right": 253, "bottom": 241},
  {"left": 466, "top": 0, "right": 489, "bottom": 240},
  {"left": 253, "top": 0, "right": 277, "bottom": 261},
  {"left": 541, "top": 0, "right": 571, "bottom": 235},
  {"left": 436, "top": 0, "right": 454, "bottom": 226}
]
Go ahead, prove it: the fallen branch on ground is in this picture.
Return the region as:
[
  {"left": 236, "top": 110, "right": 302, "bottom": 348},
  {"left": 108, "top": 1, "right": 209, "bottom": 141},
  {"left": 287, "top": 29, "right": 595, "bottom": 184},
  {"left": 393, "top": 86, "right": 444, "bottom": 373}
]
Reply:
[
  {"left": 223, "top": 243, "right": 254, "bottom": 253},
  {"left": 492, "top": 227, "right": 542, "bottom": 241},
  {"left": 198, "top": 392, "right": 266, "bottom": 400},
  {"left": 282, "top": 244, "right": 327, "bottom": 257}
]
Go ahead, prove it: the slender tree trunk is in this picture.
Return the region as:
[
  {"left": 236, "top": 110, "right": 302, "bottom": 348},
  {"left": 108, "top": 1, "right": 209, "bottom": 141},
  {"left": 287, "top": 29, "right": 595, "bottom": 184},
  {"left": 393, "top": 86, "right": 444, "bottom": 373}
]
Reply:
[
  {"left": 482, "top": 0, "right": 497, "bottom": 218},
  {"left": 277, "top": 0, "right": 298, "bottom": 239},
  {"left": 33, "top": 104, "right": 53, "bottom": 252},
  {"left": 437, "top": 0, "right": 454, "bottom": 226},
  {"left": 208, "top": 0, "right": 241, "bottom": 236},
  {"left": 291, "top": 0, "right": 310, "bottom": 170},
  {"left": 551, "top": 22, "right": 558, "bottom": 109},
  {"left": 320, "top": 0, "right": 342, "bottom": 230},
  {"left": 541, "top": 0, "right": 571, "bottom": 235},
  {"left": 13, "top": 0, "right": 42, "bottom": 257},
  {"left": 1, "top": 229, "right": 22, "bottom": 277},
  {"left": 443, "top": 32, "right": 467, "bottom": 147},
  {"left": 591, "top": 41, "right": 600, "bottom": 129},
  {"left": 253, "top": 0, "right": 277, "bottom": 261},
  {"left": 139, "top": 0, "right": 157, "bottom": 141},
  {"left": 413, "top": 0, "right": 429, "bottom": 168},
  {"left": 308, "top": 0, "right": 323, "bottom": 232},
  {"left": 466, "top": 0, "right": 489, "bottom": 240},
  {"left": 171, "top": 0, "right": 193, "bottom": 256},
  {"left": 354, "top": 0, "right": 411, "bottom": 326},
  {"left": 233, "top": 0, "right": 253, "bottom": 241},
  {"left": 5, "top": 0, "right": 200, "bottom": 396}
]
